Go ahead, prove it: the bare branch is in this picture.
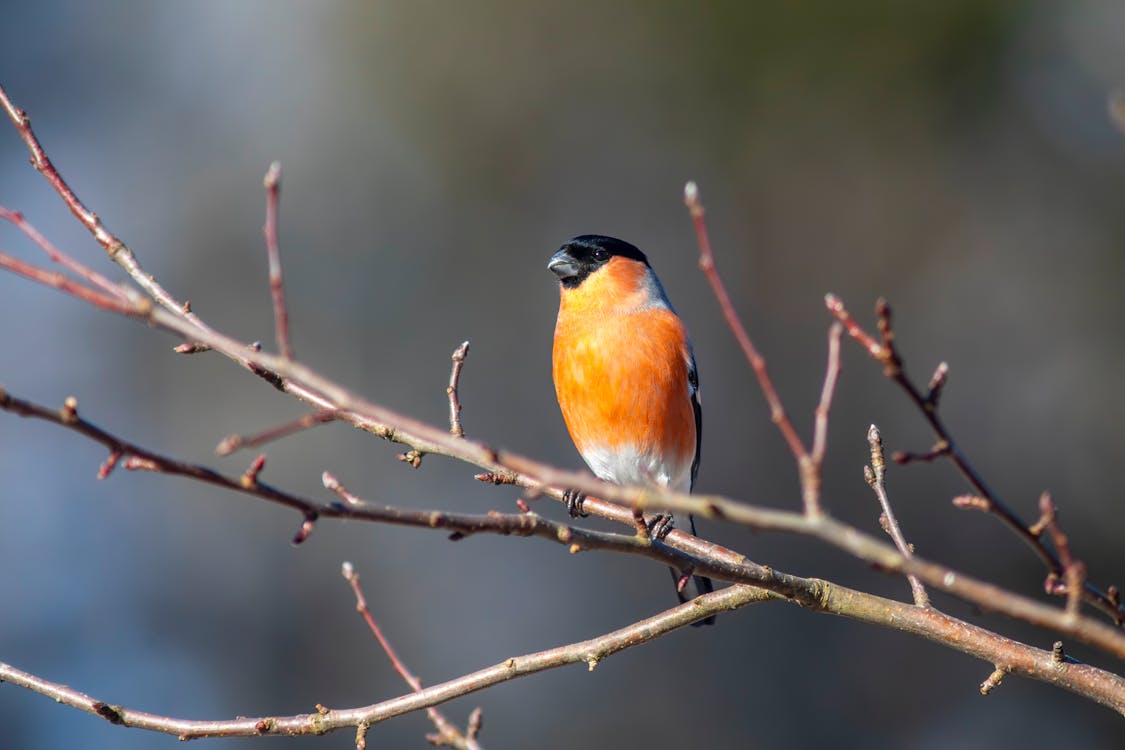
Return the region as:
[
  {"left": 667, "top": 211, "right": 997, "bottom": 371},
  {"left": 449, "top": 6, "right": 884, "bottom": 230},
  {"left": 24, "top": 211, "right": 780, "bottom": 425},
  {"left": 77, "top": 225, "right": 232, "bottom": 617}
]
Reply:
[
  {"left": 925, "top": 361, "right": 949, "bottom": 407},
  {"left": 342, "top": 563, "right": 482, "bottom": 750},
  {"left": 216, "top": 410, "right": 339, "bottom": 456},
  {"left": 4, "top": 87, "right": 1125, "bottom": 731},
  {"left": 684, "top": 182, "right": 809, "bottom": 468},
  {"left": 0, "top": 586, "right": 775, "bottom": 740},
  {"left": 5, "top": 574, "right": 1125, "bottom": 734},
  {"left": 810, "top": 322, "right": 843, "bottom": 469},
  {"left": 262, "top": 161, "right": 293, "bottom": 359},
  {"left": 0, "top": 250, "right": 141, "bottom": 316},
  {"left": 826, "top": 293, "right": 1124, "bottom": 626},
  {"left": 5, "top": 382, "right": 1125, "bottom": 712},
  {"left": 6, "top": 247, "right": 1125, "bottom": 660},
  {"left": 865, "top": 424, "right": 928, "bottom": 607},
  {"left": 4, "top": 280, "right": 1125, "bottom": 660},
  {"left": 824, "top": 293, "right": 883, "bottom": 359},
  {"left": 447, "top": 340, "right": 470, "bottom": 437},
  {"left": 0, "top": 206, "right": 127, "bottom": 300},
  {"left": 0, "top": 83, "right": 214, "bottom": 351},
  {"left": 1033, "top": 493, "right": 1088, "bottom": 619}
]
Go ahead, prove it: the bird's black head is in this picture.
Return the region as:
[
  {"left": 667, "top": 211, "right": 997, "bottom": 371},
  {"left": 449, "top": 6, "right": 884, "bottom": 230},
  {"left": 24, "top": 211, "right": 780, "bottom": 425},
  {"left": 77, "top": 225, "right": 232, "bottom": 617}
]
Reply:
[{"left": 547, "top": 235, "right": 650, "bottom": 289}]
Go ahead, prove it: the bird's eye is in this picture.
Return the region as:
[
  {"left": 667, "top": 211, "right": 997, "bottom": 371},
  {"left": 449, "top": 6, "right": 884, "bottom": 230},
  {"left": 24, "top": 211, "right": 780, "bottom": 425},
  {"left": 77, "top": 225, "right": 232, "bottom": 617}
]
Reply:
[{"left": 592, "top": 248, "right": 609, "bottom": 262}]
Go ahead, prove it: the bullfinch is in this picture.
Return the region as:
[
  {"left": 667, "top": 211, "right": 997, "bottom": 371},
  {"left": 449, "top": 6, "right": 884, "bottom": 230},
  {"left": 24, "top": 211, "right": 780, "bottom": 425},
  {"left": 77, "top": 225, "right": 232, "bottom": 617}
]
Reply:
[{"left": 549, "top": 234, "right": 715, "bottom": 624}]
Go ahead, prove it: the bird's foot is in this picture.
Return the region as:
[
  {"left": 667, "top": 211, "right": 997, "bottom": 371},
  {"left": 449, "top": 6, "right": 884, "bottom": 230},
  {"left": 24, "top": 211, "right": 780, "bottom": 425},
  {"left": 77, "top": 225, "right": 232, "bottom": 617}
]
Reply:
[
  {"left": 562, "top": 489, "right": 588, "bottom": 518},
  {"left": 648, "top": 513, "right": 675, "bottom": 540},
  {"left": 631, "top": 507, "right": 674, "bottom": 540}
]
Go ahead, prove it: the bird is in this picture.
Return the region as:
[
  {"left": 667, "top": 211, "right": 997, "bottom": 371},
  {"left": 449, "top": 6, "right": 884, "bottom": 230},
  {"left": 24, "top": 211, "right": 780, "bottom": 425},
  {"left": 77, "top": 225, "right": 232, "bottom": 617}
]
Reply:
[{"left": 548, "top": 234, "right": 715, "bottom": 625}]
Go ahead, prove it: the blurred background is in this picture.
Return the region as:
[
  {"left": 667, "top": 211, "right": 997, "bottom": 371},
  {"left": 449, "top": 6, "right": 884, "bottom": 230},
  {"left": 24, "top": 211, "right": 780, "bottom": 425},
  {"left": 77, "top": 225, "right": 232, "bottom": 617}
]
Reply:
[{"left": 2, "top": 2, "right": 1124, "bottom": 747}]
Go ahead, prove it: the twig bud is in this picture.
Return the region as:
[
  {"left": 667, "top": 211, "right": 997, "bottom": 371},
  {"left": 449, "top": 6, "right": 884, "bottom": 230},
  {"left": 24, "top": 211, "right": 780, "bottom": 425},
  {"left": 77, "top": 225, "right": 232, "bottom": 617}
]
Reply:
[{"left": 980, "top": 667, "right": 1006, "bottom": 695}]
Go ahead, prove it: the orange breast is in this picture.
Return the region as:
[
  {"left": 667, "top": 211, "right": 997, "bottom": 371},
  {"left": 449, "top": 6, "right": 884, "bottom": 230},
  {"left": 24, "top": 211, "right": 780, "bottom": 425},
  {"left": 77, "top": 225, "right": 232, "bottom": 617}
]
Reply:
[{"left": 552, "top": 264, "right": 696, "bottom": 482}]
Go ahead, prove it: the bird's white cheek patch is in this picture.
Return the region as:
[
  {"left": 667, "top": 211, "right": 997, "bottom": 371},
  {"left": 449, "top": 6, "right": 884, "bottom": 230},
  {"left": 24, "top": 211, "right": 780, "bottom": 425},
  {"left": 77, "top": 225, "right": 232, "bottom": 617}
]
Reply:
[{"left": 580, "top": 445, "right": 691, "bottom": 493}]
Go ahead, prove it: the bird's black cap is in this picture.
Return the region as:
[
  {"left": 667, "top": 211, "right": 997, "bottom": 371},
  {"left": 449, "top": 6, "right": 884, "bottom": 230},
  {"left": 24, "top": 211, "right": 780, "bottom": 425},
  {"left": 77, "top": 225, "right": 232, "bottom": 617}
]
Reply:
[{"left": 548, "top": 235, "right": 650, "bottom": 288}]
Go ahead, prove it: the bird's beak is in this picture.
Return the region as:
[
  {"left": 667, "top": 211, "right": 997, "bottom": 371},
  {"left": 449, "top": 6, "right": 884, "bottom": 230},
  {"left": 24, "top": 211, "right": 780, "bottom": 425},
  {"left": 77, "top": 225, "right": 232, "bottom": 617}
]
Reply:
[{"left": 547, "top": 249, "right": 579, "bottom": 280}]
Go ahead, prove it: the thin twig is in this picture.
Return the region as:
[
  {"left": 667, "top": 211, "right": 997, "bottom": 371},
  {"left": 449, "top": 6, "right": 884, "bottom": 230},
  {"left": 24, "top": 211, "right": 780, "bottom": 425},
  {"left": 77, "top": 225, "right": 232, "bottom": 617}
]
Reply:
[
  {"left": 0, "top": 251, "right": 142, "bottom": 316},
  {"left": 262, "top": 162, "right": 293, "bottom": 359},
  {"left": 685, "top": 181, "right": 829, "bottom": 518},
  {"left": 342, "top": 563, "right": 482, "bottom": 750},
  {"left": 447, "top": 340, "right": 470, "bottom": 437},
  {"left": 865, "top": 424, "right": 929, "bottom": 607},
  {"left": 215, "top": 410, "right": 339, "bottom": 455},
  {"left": 0, "top": 207, "right": 127, "bottom": 300},
  {"left": 980, "top": 667, "right": 1006, "bottom": 696},
  {"left": 810, "top": 322, "right": 843, "bottom": 468},
  {"left": 1033, "top": 493, "right": 1087, "bottom": 619},
  {"left": 0, "top": 83, "right": 214, "bottom": 352},
  {"left": 684, "top": 181, "right": 808, "bottom": 464},
  {"left": 826, "top": 293, "right": 1124, "bottom": 625}
]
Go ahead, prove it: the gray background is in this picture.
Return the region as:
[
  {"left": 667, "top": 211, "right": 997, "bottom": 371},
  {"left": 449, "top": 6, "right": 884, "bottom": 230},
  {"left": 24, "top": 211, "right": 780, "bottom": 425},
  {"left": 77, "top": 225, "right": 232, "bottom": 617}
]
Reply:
[{"left": 2, "top": 2, "right": 1124, "bottom": 748}]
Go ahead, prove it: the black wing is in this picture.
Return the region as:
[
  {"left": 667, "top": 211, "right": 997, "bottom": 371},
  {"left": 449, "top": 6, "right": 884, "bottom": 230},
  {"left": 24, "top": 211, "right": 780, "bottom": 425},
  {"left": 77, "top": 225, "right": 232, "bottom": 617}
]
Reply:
[{"left": 688, "top": 354, "right": 701, "bottom": 491}]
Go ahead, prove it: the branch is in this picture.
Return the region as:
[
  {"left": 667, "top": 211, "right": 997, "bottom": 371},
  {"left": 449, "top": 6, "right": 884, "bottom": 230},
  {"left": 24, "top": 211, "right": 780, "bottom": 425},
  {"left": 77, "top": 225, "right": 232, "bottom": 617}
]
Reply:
[
  {"left": 0, "top": 586, "right": 774, "bottom": 740},
  {"left": 3, "top": 386, "right": 1125, "bottom": 715},
  {"left": 686, "top": 181, "right": 847, "bottom": 520},
  {"left": 811, "top": 323, "right": 843, "bottom": 468},
  {"left": 683, "top": 182, "right": 809, "bottom": 471},
  {"left": 447, "top": 340, "right": 470, "bottom": 437},
  {"left": 5, "top": 575, "right": 1125, "bottom": 737},
  {"left": 865, "top": 424, "right": 928, "bottom": 607},
  {"left": 262, "top": 161, "right": 293, "bottom": 359},
  {"left": 826, "top": 294, "right": 1124, "bottom": 625},
  {"left": 4, "top": 87, "right": 1125, "bottom": 728},
  {"left": 5, "top": 264, "right": 1125, "bottom": 661},
  {"left": 0, "top": 207, "right": 127, "bottom": 301},
  {"left": 0, "top": 84, "right": 215, "bottom": 351},
  {"left": 342, "top": 563, "right": 482, "bottom": 750},
  {"left": 1032, "top": 493, "right": 1088, "bottom": 619},
  {"left": 216, "top": 410, "right": 339, "bottom": 456},
  {"left": 0, "top": 250, "right": 141, "bottom": 316}
]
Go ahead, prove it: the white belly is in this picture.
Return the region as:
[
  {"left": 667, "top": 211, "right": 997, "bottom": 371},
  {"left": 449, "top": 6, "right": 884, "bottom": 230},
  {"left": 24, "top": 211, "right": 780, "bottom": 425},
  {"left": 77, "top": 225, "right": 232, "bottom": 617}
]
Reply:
[{"left": 580, "top": 444, "right": 691, "bottom": 494}]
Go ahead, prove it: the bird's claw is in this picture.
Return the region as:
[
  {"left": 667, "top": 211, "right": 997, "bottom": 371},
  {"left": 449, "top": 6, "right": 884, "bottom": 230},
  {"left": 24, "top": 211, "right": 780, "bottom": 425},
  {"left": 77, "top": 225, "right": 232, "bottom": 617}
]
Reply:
[
  {"left": 563, "top": 489, "right": 588, "bottom": 518},
  {"left": 648, "top": 513, "right": 674, "bottom": 540}
]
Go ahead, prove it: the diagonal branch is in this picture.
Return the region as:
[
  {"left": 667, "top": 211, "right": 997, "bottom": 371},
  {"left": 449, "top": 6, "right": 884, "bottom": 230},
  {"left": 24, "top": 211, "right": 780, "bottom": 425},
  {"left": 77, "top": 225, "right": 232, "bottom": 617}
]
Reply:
[
  {"left": 0, "top": 207, "right": 128, "bottom": 301},
  {"left": 0, "top": 84, "right": 214, "bottom": 350},
  {"left": 0, "top": 250, "right": 141, "bottom": 316},
  {"left": 4, "top": 89, "right": 1125, "bottom": 725},
  {"left": 0, "top": 586, "right": 773, "bottom": 741},
  {"left": 4, "top": 262, "right": 1125, "bottom": 661},
  {"left": 865, "top": 423, "right": 928, "bottom": 607},
  {"left": 4, "top": 577, "right": 1125, "bottom": 737},
  {"left": 683, "top": 181, "right": 808, "bottom": 466},
  {"left": 215, "top": 410, "right": 339, "bottom": 456},
  {"left": 4, "top": 383, "right": 1125, "bottom": 716},
  {"left": 685, "top": 182, "right": 847, "bottom": 520},
  {"left": 342, "top": 563, "right": 482, "bottom": 750},
  {"left": 810, "top": 323, "right": 843, "bottom": 468},
  {"left": 826, "top": 294, "right": 1123, "bottom": 625}
]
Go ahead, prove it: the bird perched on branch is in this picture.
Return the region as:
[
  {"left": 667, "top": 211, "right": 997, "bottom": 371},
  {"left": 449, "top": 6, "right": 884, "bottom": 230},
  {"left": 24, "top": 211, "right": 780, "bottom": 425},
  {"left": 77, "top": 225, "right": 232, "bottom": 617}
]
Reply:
[{"left": 548, "top": 234, "right": 715, "bottom": 625}]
